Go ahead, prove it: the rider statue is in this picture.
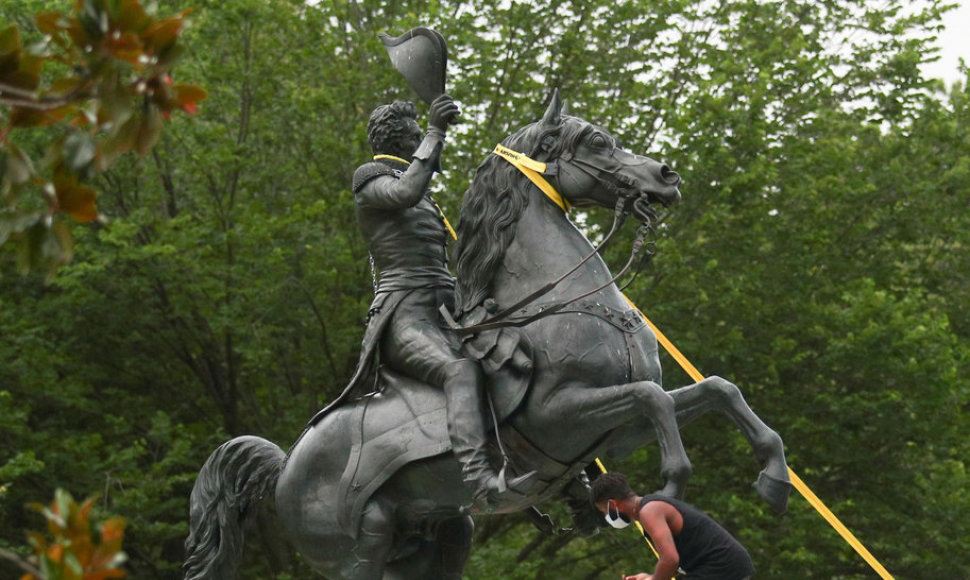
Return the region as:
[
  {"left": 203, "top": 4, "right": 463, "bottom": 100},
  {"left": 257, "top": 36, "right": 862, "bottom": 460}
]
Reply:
[{"left": 348, "top": 95, "right": 511, "bottom": 510}]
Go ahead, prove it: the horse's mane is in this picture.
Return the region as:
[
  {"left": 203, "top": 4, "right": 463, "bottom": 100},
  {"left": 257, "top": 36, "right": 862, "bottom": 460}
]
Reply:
[{"left": 454, "top": 115, "right": 589, "bottom": 314}]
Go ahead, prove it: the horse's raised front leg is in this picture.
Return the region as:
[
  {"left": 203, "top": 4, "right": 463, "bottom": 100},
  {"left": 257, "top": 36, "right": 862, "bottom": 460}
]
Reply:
[
  {"left": 668, "top": 375, "right": 791, "bottom": 513},
  {"left": 540, "top": 381, "right": 692, "bottom": 498}
]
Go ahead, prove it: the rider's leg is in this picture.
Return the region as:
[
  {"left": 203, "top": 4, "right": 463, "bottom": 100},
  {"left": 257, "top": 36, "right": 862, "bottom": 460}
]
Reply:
[
  {"left": 440, "top": 358, "right": 503, "bottom": 507},
  {"left": 434, "top": 515, "right": 474, "bottom": 579},
  {"left": 380, "top": 292, "right": 505, "bottom": 508},
  {"left": 561, "top": 470, "right": 604, "bottom": 537}
]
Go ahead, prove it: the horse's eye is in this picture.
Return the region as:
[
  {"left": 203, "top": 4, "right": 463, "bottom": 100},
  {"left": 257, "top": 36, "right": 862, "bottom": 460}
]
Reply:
[{"left": 589, "top": 133, "right": 610, "bottom": 149}]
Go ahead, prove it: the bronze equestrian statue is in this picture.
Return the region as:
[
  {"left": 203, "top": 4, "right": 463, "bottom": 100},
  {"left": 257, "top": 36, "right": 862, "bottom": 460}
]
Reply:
[
  {"left": 183, "top": 90, "right": 791, "bottom": 580},
  {"left": 335, "top": 94, "right": 533, "bottom": 511}
]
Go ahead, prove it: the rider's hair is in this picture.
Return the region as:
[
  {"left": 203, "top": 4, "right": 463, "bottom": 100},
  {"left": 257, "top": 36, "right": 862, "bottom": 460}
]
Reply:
[
  {"left": 590, "top": 472, "right": 636, "bottom": 504},
  {"left": 367, "top": 100, "right": 418, "bottom": 159}
]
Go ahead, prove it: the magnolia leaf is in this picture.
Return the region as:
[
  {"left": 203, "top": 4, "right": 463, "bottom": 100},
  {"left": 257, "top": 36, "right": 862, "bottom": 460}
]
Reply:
[
  {"left": 175, "top": 83, "right": 206, "bottom": 113},
  {"left": 0, "top": 52, "right": 19, "bottom": 82},
  {"left": 101, "top": 112, "right": 140, "bottom": 163},
  {"left": 4, "top": 71, "right": 42, "bottom": 94},
  {"left": 70, "top": 496, "right": 96, "bottom": 536},
  {"left": 0, "top": 26, "right": 21, "bottom": 54},
  {"left": 105, "top": 30, "right": 143, "bottom": 64},
  {"left": 63, "top": 132, "right": 98, "bottom": 174},
  {"left": 35, "top": 11, "right": 67, "bottom": 36},
  {"left": 152, "top": 41, "right": 183, "bottom": 70},
  {"left": 26, "top": 530, "right": 47, "bottom": 551},
  {"left": 142, "top": 17, "right": 182, "bottom": 52},
  {"left": 19, "top": 50, "right": 43, "bottom": 75},
  {"left": 6, "top": 146, "right": 35, "bottom": 185},
  {"left": 9, "top": 106, "right": 69, "bottom": 128},
  {"left": 15, "top": 221, "right": 42, "bottom": 275},
  {"left": 54, "top": 173, "right": 99, "bottom": 223},
  {"left": 64, "top": 551, "right": 84, "bottom": 575},
  {"left": 135, "top": 105, "right": 163, "bottom": 156},
  {"left": 117, "top": 0, "right": 150, "bottom": 34},
  {"left": 65, "top": 16, "right": 90, "bottom": 47},
  {"left": 97, "top": 71, "right": 134, "bottom": 127}
]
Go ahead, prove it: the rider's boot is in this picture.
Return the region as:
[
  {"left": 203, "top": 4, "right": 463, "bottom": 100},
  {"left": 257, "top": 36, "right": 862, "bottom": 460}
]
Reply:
[
  {"left": 443, "top": 359, "right": 531, "bottom": 511},
  {"left": 562, "top": 470, "right": 605, "bottom": 537}
]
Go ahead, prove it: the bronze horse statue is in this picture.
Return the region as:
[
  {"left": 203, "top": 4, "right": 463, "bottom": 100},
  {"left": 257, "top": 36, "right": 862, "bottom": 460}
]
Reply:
[{"left": 183, "top": 92, "right": 791, "bottom": 580}]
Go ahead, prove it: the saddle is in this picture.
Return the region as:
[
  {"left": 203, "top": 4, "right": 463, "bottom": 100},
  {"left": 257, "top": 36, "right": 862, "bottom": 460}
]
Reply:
[{"left": 334, "top": 325, "right": 537, "bottom": 537}]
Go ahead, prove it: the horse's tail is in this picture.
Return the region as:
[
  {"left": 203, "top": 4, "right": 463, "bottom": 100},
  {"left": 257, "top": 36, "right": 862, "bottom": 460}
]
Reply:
[{"left": 183, "top": 435, "right": 285, "bottom": 580}]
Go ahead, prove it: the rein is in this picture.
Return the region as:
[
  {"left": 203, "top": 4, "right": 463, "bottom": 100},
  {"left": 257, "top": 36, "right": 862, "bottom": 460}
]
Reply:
[{"left": 446, "top": 146, "right": 655, "bottom": 336}]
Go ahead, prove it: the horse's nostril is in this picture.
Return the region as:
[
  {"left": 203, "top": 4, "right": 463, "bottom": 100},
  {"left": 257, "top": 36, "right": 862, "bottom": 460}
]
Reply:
[{"left": 660, "top": 165, "right": 681, "bottom": 186}]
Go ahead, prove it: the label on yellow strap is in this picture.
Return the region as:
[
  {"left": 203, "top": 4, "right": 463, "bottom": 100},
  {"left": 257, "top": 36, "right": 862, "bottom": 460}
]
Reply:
[
  {"left": 494, "top": 144, "right": 547, "bottom": 173},
  {"left": 492, "top": 145, "right": 570, "bottom": 212}
]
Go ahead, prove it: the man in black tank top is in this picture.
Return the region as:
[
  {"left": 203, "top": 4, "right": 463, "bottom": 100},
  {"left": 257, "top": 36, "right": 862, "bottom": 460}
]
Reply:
[{"left": 591, "top": 472, "right": 755, "bottom": 580}]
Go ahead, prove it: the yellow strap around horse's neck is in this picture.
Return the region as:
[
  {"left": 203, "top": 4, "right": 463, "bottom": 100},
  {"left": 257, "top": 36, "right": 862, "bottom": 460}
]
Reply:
[
  {"left": 373, "top": 155, "right": 457, "bottom": 240},
  {"left": 493, "top": 145, "right": 571, "bottom": 213}
]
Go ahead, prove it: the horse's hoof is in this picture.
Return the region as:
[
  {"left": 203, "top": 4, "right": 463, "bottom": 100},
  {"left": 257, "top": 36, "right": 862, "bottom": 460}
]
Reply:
[{"left": 753, "top": 470, "right": 791, "bottom": 514}]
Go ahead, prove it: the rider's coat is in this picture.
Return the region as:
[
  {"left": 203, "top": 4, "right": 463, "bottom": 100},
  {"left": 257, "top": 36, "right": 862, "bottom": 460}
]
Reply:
[{"left": 313, "top": 156, "right": 458, "bottom": 421}]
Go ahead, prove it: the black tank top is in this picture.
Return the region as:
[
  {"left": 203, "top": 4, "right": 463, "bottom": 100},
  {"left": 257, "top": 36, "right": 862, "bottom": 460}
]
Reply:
[{"left": 639, "top": 495, "right": 755, "bottom": 580}]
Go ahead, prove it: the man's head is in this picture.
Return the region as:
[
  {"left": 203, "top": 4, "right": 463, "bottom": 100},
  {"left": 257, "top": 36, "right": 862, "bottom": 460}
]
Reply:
[
  {"left": 367, "top": 100, "right": 423, "bottom": 159},
  {"left": 590, "top": 472, "right": 638, "bottom": 525},
  {"left": 590, "top": 472, "right": 635, "bottom": 504}
]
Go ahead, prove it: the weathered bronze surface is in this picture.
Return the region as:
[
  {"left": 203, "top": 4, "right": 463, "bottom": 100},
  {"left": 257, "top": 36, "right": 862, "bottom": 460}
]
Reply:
[{"left": 183, "top": 30, "right": 790, "bottom": 580}]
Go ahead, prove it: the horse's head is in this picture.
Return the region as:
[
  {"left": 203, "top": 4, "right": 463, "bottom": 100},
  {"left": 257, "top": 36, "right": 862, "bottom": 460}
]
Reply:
[
  {"left": 500, "top": 90, "right": 681, "bottom": 218},
  {"left": 457, "top": 91, "right": 681, "bottom": 312}
]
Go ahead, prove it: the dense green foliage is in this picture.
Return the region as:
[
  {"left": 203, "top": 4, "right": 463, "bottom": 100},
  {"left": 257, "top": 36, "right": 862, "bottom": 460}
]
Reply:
[
  {"left": 1, "top": 0, "right": 205, "bottom": 278},
  {"left": 2, "top": 0, "right": 968, "bottom": 578}
]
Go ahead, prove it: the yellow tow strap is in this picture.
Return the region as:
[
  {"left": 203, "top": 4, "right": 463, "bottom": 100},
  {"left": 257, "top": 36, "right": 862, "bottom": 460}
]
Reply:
[
  {"left": 603, "top": 294, "right": 896, "bottom": 580},
  {"left": 493, "top": 145, "right": 572, "bottom": 212},
  {"left": 402, "top": 147, "right": 891, "bottom": 578},
  {"left": 372, "top": 155, "right": 458, "bottom": 240}
]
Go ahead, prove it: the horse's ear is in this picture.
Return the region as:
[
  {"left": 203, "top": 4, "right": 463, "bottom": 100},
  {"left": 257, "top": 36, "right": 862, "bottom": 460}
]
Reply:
[{"left": 541, "top": 88, "right": 562, "bottom": 127}]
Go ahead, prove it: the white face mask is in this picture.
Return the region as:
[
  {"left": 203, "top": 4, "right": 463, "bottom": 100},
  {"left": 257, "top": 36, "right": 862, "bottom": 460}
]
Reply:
[{"left": 604, "top": 501, "right": 631, "bottom": 529}]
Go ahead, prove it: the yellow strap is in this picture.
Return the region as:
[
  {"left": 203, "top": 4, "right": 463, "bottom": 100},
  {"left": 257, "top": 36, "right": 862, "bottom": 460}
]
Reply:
[
  {"left": 373, "top": 154, "right": 411, "bottom": 165},
  {"left": 372, "top": 155, "right": 457, "bottom": 241},
  {"left": 619, "top": 293, "right": 896, "bottom": 580},
  {"left": 432, "top": 199, "right": 458, "bottom": 241},
  {"left": 493, "top": 145, "right": 571, "bottom": 212},
  {"left": 788, "top": 469, "right": 895, "bottom": 580},
  {"left": 428, "top": 146, "right": 889, "bottom": 577}
]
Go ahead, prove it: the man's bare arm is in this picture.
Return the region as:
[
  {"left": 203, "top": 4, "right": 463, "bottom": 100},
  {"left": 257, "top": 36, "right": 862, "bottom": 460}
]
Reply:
[{"left": 638, "top": 501, "right": 681, "bottom": 580}]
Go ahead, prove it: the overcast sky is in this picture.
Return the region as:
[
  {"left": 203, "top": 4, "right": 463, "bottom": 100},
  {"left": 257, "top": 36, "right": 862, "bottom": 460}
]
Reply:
[{"left": 921, "top": 0, "right": 969, "bottom": 85}]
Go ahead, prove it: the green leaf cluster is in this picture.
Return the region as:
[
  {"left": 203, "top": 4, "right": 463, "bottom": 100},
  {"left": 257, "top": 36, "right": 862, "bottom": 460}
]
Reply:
[{"left": 1, "top": 0, "right": 205, "bottom": 278}]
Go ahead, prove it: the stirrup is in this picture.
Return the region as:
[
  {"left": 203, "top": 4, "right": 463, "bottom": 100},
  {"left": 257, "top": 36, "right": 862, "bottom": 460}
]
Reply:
[{"left": 496, "top": 464, "right": 538, "bottom": 494}]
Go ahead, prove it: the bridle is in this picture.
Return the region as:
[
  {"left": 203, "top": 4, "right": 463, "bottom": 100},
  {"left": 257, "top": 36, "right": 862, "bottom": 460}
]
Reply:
[{"left": 443, "top": 143, "right": 658, "bottom": 335}]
